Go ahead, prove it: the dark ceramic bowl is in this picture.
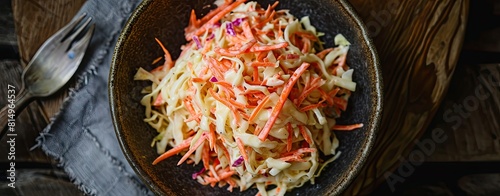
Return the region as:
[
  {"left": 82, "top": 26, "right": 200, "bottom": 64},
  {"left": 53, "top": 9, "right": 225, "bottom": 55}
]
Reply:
[{"left": 110, "top": 0, "right": 382, "bottom": 195}]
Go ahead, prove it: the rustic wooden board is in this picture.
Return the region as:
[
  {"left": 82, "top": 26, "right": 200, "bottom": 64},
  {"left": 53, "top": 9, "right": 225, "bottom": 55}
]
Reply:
[
  {"left": 12, "top": 0, "right": 86, "bottom": 119},
  {"left": 0, "top": 3, "right": 54, "bottom": 164},
  {"left": 344, "top": 0, "right": 469, "bottom": 194},
  {"left": 0, "top": 60, "right": 52, "bottom": 163},
  {"left": 1, "top": 1, "right": 88, "bottom": 194},
  {"left": 421, "top": 0, "right": 500, "bottom": 162},
  {"left": 423, "top": 63, "right": 500, "bottom": 162},
  {"left": 0, "top": 169, "right": 84, "bottom": 195},
  {"left": 7, "top": 0, "right": 470, "bottom": 195}
]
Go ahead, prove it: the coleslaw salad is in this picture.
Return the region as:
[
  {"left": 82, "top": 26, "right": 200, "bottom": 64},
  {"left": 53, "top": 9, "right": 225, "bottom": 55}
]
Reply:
[{"left": 134, "top": 0, "right": 363, "bottom": 195}]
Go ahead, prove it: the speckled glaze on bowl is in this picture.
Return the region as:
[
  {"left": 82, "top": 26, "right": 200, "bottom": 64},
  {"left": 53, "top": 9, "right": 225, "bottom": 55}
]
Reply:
[{"left": 109, "top": 0, "right": 382, "bottom": 195}]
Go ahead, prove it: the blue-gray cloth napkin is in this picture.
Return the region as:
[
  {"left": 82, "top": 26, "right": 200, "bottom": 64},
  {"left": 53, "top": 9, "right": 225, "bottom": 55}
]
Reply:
[{"left": 33, "top": 0, "right": 152, "bottom": 195}]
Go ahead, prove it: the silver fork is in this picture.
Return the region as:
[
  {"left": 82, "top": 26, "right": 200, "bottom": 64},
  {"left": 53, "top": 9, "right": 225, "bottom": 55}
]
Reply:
[{"left": 0, "top": 13, "right": 95, "bottom": 138}]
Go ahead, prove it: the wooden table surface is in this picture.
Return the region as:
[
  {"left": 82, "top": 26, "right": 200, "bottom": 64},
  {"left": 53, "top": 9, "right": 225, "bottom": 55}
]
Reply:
[{"left": 1, "top": 0, "right": 499, "bottom": 195}]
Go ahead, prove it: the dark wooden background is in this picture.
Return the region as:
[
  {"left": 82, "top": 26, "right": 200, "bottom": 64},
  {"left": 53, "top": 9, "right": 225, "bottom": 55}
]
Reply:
[{"left": 0, "top": 0, "right": 498, "bottom": 195}]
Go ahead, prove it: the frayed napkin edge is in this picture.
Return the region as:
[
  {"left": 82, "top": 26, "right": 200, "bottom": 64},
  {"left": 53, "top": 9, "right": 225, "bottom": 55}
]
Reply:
[
  {"left": 30, "top": 0, "right": 150, "bottom": 195},
  {"left": 35, "top": 128, "right": 151, "bottom": 196}
]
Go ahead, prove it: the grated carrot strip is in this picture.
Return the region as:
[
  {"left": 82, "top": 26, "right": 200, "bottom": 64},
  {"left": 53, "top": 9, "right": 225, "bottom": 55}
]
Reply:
[
  {"left": 208, "top": 57, "right": 226, "bottom": 81},
  {"left": 189, "top": 9, "right": 199, "bottom": 28},
  {"left": 183, "top": 98, "right": 201, "bottom": 123},
  {"left": 281, "top": 147, "right": 316, "bottom": 157},
  {"left": 239, "top": 110, "right": 250, "bottom": 120},
  {"left": 154, "top": 38, "right": 173, "bottom": 70},
  {"left": 202, "top": 142, "right": 210, "bottom": 169},
  {"left": 299, "top": 99, "right": 326, "bottom": 112},
  {"left": 226, "top": 177, "right": 237, "bottom": 192},
  {"left": 279, "top": 155, "right": 305, "bottom": 162},
  {"left": 215, "top": 39, "right": 257, "bottom": 56},
  {"left": 256, "top": 52, "right": 267, "bottom": 62},
  {"left": 177, "top": 133, "right": 208, "bottom": 165},
  {"left": 332, "top": 97, "right": 348, "bottom": 111},
  {"left": 204, "top": 170, "right": 235, "bottom": 183},
  {"left": 315, "top": 47, "right": 333, "bottom": 59},
  {"left": 334, "top": 53, "right": 348, "bottom": 70},
  {"left": 217, "top": 140, "right": 231, "bottom": 164},
  {"left": 185, "top": 113, "right": 202, "bottom": 122},
  {"left": 258, "top": 10, "right": 276, "bottom": 28},
  {"left": 250, "top": 42, "right": 288, "bottom": 52},
  {"left": 208, "top": 89, "right": 240, "bottom": 115},
  {"left": 215, "top": 81, "right": 236, "bottom": 98},
  {"left": 198, "top": 65, "right": 209, "bottom": 78},
  {"left": 263, "top": 4, "right": 272, "bottom": 19},
  {"left": 331, "top": 123, "right": 364, "bottom": 131},
  {"left": 258, "top": 62, "right": 310, "bottom": 141},
  {"left": 301, "top": 38, "right": 311, "bottom": 53},
  {"left": 227, "top": 98, "right": 247, "bottom": 109},
  {"left": 209, "top": 124, "right": 216, "bottom": 150},
  {"left": 253, "top": 126, "right": 262, "bottom": 136},
  {"left": 241, "top": 20, "right": 254, "bottom": 40},
  {"left": 236, "top": 137, "right": 248, "bottom": 162},
  {"left": 153, "top": 93, "right": 163, "bottom": 106},
  {"left": 252, "top": 66, "right": 260, "bottom": 84},
  {"left": 295, "top": 31, "right": 318, "bottom": 41},
  {"left": 151, "top": 56, "right": 163, "bottom": 65},
  {"left": 186, "top": 0, "right": 247, "bottom": 40},
  {"left": 269, "top": 1, "right": 279, "bottom": 10},
  {"left": 248, "top": 94, "right": 270, "bottom": 123},
  {"left": 286, "top": 123, "right": 293, "bottom": 152},
  {"left": 192, "top": 77, "right": 205, "bottom": 83},
  {"left": 152, "top": 136, "right": 194, "bottom": 165},
  {"left": 298, "top": 125, "right": 313, "bottom": 145},
  {"left": 316, "top": 88, "right": 333, "bottom": 106},
  {"left": 251, "top": 62, "right": 276, "bottom": 67},
  {"left": 199, "top": 0, "right": 234, "bottom": 25},
  {"left": 295, "top": 77, "right": 325, "bottom": 106}
]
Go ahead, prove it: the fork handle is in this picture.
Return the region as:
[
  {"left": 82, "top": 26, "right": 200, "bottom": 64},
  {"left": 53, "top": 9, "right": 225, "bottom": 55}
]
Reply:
[{"left": 0, "top": 87, "right": 32, "bottom": 139}]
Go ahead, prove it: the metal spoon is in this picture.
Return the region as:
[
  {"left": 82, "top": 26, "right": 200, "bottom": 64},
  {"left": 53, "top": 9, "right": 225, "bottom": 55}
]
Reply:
[{"left": 0, "top": 14, "right": 95, "bottom": 138}]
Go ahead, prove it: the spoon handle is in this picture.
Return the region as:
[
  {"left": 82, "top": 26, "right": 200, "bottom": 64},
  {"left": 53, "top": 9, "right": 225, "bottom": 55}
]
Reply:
[{"left": 0, "top": 87, "right": 32, "bottom": 139}]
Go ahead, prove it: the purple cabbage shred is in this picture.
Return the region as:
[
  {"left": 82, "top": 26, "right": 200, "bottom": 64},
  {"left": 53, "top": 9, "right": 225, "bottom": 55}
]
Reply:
[
  {"left": 232, "top": 18, "right": 245, "bottom": 26},
  {"left": 232, "top": 156, "right": 244, "bottom": 167},
  {"left": 193, "top": 35, "right": 202, "bottom": 49},
  {"left": 192, "top": 167, "right": 206, "bottom": 179},
  {"left": 226, "top": 22, "right": 236, "bottom": 36},
  {"left": 206, "top": 33, "right": 215, "bottom": 41}
]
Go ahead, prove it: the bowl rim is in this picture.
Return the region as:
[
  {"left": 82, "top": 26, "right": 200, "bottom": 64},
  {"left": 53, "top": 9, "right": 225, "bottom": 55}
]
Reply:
[
  {"left": 326, "top": 0, "right": 382, "bottom": 195},
  {"left": 110, "top": 0, "right": 165, "bottom": 194},
  {"left": 109, "top": 0, "right": 383, "bottom": 195}
]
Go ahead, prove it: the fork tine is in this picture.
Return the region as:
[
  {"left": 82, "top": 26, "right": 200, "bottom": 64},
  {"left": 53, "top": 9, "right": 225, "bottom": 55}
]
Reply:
[
  {"left": 70, "top": 23, "right": 95, "bottom": 53},
  {"left": 49, "top": 13, "right": 87, "bottom": 43},
  {"left": 66, "top": 17, "right": 93, "bottom": 42}
]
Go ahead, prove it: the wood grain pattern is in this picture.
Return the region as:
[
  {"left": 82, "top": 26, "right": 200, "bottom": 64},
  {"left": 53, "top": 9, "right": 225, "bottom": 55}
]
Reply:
[
  {"left": 7, "top": 0, "right": 471, "bottom": 195},
  {"left": 344, "top": 0, "right": 469, "bottom": 194},
  {"left": 0, "top": 169, "right": 83, "bottom": 195},
  {"left": 0, "top": 0, "right": 85, "bottom": 168},
  {"left": 2, "top": 2, "right": 85, "bottom": 194},
  {"left": 0, "top": 60, "right": 53, "bottom": 163},
  {"left": 425, "top": 64, "right": 500, "bottom": 162},
  {"left": 12, "top": 0, "right": 86, "bottom": 119},
  {"left": 0, "top": 1, "right": 16, "bottom": 46}
]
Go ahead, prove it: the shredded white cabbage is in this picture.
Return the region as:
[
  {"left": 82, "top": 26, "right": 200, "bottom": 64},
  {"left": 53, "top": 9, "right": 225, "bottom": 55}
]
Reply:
[{"left": 134, "top": 1, "right": 361, "bottom": 195}]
